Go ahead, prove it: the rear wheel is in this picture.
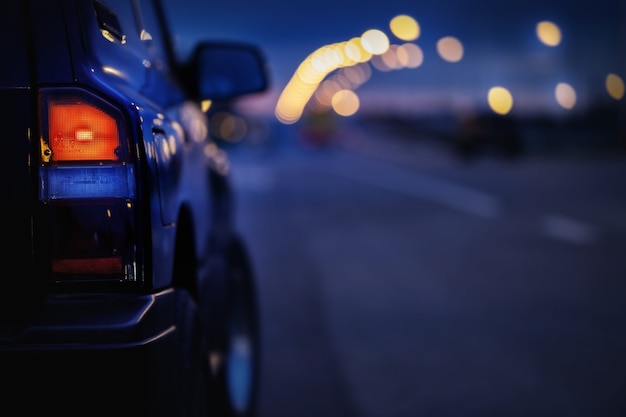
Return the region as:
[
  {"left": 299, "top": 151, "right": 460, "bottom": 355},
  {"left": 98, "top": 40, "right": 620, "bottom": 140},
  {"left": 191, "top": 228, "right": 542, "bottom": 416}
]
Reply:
[{"left": 211, "top": 240, "right": 260, "bottom": 417}]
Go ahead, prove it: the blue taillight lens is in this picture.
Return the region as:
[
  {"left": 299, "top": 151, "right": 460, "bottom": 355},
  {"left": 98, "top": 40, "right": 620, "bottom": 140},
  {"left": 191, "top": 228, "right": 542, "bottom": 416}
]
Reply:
[{"left": 39, "top": 164, "right": 135, "bottom": 200}]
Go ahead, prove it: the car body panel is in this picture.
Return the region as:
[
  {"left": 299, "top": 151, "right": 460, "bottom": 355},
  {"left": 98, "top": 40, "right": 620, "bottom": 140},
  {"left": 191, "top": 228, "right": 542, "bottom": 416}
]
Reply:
[
  {"left": 0, "top": 2, "right": 31, "bottom": 88},
  {"left": 0, "top": 0, "right": 266, "bottom": 414}
]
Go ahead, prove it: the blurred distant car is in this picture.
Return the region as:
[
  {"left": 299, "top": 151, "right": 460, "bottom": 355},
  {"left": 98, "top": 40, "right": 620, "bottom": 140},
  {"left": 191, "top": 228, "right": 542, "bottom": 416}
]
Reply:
[
  {"left": 454, "top": 112, "right": 524, "bottom": 159},
  {"left": 0, "top": 1, "right": 268, "bottom": 416}
]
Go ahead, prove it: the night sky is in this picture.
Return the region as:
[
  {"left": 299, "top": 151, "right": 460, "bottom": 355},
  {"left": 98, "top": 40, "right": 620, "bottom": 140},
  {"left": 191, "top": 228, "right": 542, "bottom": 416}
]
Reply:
[{"left": 163, "top": 0, "right": 625, "bottom": 117}]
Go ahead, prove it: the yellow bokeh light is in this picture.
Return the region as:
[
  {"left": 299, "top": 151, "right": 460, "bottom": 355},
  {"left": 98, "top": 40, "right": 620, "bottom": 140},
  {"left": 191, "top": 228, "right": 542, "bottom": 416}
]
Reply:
[
  {"left": 555, "top": 82, "right": 577, "bottom": 109},
  {"left": 296, "top": 59, "right": 323, "bottom": 84},
  {"left": 323, "top": 44, "right": 344, "bottom": 68},
  {"left": 487, "top": 86, "right": 513, "bottom": 115},
  {"left": 201, "top": 99, "right": 212, "bottom": 113},
  {"left": 345, "top": 37, "right": 372, "bottom": 63},
  {"left": 361, "top": 29, "right": 390, "bottom": 55},
  {"left": 436, "top": 36, "right": 464, "bottom": 63},
  {"left": 331, "top": 89, "right": 360, "bottom": 116},
  {"left": 536, "top": 21, "right": 561, "bottom": 47},
  {"left": 389, "top": 15, "right": 420, "bottom": 41},
  {"left": 344, "top": 39, "right": 363, "bottom": 63},
  {"left": 606, "top": 73, "right": 625, "bottom": 100}
]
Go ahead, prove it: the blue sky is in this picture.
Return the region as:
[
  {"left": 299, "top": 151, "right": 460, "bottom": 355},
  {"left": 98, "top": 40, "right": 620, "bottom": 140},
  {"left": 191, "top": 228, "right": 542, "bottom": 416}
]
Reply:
[{"left": 163, "top": 0, "right": 625, "bottom": 116}]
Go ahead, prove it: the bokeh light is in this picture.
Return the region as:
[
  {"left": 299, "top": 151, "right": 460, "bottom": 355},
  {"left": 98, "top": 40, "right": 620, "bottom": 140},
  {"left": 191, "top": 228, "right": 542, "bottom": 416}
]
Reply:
[
  {"left": 536, "top": 21, "right": 562, "bottom": 46},
  {"left": 555, "top": 82, "right": 577, "bottom": 109},
  {"left": 369, "top": 56, "right": 387, "bottom": 72},
  {"left": 209, "top": 111, "right": 248, "bottom": 142},
  {"left": 397, "top": 43, "right": 423, "bottom": 68},
  {"left": 389, "top": 15, "right": 420, "bottom": 41},
  {"left": 437, "top": 36, "right": 464, "bottom": 62},
  {"left": 276, "top": 40, "right": 366, "bottom": 124},
  {"left": 346, "top": 37, "right": 372, "bottom": 63},
  {"left": 331, "top": 89, "right": 360, "bottom": 116},
  {"left": 606, "top": 73, "right": 625, "bottom": 100},
  {"left": 341, "top": 63, "right": 371, "bottom": 86},
  {"left": 275, "top": 9, "right": 619, "bottom": 125},
  {"left": 487, "top": 86, "right": 513, "bottom": 115},
  {"left": 361, "top": 29, "right": 390, "bottom": 55},
  {"left": 314, "top": 79, "right": 341, "bottom": 107}
]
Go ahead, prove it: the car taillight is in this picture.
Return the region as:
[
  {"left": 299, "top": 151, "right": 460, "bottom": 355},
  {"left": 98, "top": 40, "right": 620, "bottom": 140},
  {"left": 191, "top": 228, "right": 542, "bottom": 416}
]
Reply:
[
  {"left": 37, "top": 88, "right": 140, "bottom": 286},
  {"left": 47, "top": 100, "right": 120, "bottom": 161}
]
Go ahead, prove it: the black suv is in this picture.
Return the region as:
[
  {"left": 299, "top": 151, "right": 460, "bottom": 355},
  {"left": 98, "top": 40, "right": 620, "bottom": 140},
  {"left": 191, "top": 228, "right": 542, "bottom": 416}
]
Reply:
[{"left": 0, "top": 1, "right": 267, "bottom": 416}]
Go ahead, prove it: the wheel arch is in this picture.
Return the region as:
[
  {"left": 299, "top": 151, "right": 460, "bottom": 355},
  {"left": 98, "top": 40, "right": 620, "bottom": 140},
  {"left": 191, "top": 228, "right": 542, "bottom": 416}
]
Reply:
[{"left": 171, "top": 204, "right": 200, "bottom": 301}]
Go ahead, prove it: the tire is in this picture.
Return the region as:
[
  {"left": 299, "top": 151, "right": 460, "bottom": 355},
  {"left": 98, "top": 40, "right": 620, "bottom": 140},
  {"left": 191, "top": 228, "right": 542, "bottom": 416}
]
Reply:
[{"left": 212, "top": 240, "right": 260, "bottom": 417}]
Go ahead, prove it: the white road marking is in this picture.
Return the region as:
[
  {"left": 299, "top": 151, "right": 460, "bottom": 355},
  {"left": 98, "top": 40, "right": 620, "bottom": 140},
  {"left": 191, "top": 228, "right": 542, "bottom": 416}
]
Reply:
[
  {"left": 232, "top": 155, "right": 602, "bottom": 246},
  {"left": 541, "top": 215, "right": 598, "bottom": 245},
  {"left": 329, "top": 162, "right": 501, "bottom": 218}
]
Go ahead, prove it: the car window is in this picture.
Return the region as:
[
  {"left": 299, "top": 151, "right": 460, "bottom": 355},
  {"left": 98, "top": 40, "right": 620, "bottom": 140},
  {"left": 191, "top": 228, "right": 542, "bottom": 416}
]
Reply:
[
  {"left": 131, "top": 0, "right": 169, "bottom": 69},
  {"left": 95, "top": 0, "right": 169, "bottom": 70}
]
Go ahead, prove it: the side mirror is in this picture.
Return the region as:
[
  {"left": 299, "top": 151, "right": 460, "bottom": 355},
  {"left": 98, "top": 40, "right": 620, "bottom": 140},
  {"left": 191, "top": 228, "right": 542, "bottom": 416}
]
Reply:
[{"left": 189, "top": 41, "right": 269, "bottom": 101}]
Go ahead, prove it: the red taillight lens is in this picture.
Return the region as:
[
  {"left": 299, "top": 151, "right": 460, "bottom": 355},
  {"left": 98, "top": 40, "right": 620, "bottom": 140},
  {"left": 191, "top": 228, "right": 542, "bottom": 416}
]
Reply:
[
  {"left": 37, "top": 88, "right": 139, "bottom": 286},
  {"left": 52, "top": 257, "right": 123, "bottom": 275},
  {"left": 41, "top": 89, "right": 127, "bottom": 163},
  {"left": 48, "top": 101, "right": 120, "bottom": 161}
]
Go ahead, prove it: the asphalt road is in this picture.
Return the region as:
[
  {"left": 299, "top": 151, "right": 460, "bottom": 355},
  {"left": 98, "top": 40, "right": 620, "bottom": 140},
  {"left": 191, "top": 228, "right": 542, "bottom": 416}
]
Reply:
[{"left": 227, "top": 121, "right": 626, "bottom": 417}]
